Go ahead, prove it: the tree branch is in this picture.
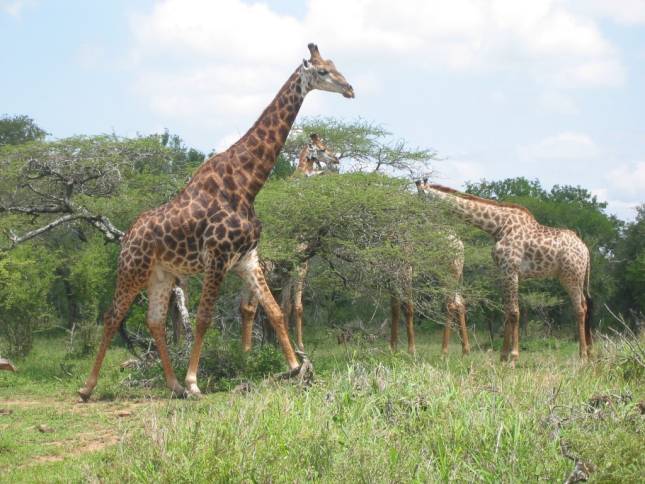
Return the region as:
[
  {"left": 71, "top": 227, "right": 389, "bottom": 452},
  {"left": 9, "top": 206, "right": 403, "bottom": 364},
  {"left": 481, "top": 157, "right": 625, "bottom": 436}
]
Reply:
[{"left": 3, "top": 214, "right": 83, "bottom": 248}]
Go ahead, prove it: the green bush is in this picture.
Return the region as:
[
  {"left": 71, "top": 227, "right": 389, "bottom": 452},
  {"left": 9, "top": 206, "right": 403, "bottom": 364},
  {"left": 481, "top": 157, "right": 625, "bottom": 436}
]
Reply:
[{"left": 0, "top": 245, "right": 58, "bottom": 356}]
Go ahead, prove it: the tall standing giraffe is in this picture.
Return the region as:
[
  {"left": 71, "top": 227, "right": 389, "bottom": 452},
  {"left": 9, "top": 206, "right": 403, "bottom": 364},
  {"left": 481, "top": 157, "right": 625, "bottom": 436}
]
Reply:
[
  {"left": 78, "top": 44, "right": 354, "bottom": 401},
  {"left": 389, "top": 231, "right": 470, "bottom": 355},
  {"left": 240, "top": 133, "right": 339, "bottom": 352},
  {"left": 416, "top": 180, "right": 592, "bottom": 363}
]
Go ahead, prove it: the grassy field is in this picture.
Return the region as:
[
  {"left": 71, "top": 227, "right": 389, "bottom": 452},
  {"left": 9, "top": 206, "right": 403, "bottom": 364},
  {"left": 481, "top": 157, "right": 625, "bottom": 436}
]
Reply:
[{"left": 0, "top": 328, "right": 643, "bottom": 483}]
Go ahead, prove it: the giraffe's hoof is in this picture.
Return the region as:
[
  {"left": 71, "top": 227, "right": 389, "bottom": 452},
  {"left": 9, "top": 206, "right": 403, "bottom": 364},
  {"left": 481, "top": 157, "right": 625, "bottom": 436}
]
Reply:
[
  {"left": 170, "top": 385, "right": 187, "bottom": 399},
  {"left": 78, "top": 388, "right": 92, "bottom": 403},
  {"left": 185, "top": 385, "right": 203, "bottom": 399}
]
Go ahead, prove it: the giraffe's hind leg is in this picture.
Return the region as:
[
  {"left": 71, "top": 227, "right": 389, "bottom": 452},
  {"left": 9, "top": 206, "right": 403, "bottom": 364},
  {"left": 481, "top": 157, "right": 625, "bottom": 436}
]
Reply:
[
  {"left": 234, "top": 250, "right": 299, "bottom": 371},
  {"left": 240, "top": 287, "right": 259, "bottom": 352},
  {"left": 146, "top": 267, "right": 185, "bottom": 396},
  {"left": 79, "top": 269, "right": 146, "bottom": 402},
  {"left": 442, "top": 300, "right": 453, "bottom": 355},
  {"left": 561, "top": 277, "right": 588, "bottom": 359}
]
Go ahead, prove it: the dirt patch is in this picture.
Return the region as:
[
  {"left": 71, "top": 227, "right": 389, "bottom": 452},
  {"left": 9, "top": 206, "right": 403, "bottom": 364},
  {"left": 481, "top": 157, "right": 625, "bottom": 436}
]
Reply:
[
  {"left": 32, "top": 455, "right": 65, "bottom": 464},
  {"left": 24, "top": 430, "right": 120, "bottom": 468}
]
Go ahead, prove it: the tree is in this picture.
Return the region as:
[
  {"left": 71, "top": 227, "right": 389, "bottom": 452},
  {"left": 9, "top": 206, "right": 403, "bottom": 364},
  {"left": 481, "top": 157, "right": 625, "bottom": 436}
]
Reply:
[
  {"left": 613, "top": 204, "right": 645, "bottom": 316},
  {"left": 0, "top": 114, "right": 48, "bottom": 147},
  {"left": 255, "top": 173, "right": 459, "bottom": 327},
  {"left": 282, "top": 118, "right": 437, "bottom": 176},
  {"left": 0, "top": 133, "right": 203, "bottom": 354}
]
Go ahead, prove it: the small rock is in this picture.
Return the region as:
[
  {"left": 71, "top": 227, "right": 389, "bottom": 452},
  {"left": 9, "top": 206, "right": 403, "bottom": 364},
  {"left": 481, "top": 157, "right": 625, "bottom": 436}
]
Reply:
[
  {"left": 0, "top": 358, "right": 16, "bottom": 372},
  {"left": 0, "top": 408, "right": 13, "bottom": 416},
  {"left": 232, "top": 382, "right": 252, "bottom": 395},
  {"left": 120, "top": 358, "right": 140, "bottom": 370},
  {"left": 37, "top": 424, "right": 54, "bottom": 433},
  {"left": 116, "top": 410, "right": 132, "bottom": 418}
]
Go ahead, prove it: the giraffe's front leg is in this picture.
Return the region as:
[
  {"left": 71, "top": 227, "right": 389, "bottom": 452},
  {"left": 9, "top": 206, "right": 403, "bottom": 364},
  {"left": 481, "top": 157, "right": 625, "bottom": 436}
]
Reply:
[
  {"left": 292, "top": 262, "right": 309, "bottom": 352},
  {"left": 184, "top": 264, "right": 224, "bottom": 397},
  {"left": 403, "top": 299, "right": 415, "bottom": 355},
  {"left": 240, "top": 287, "right": 258, "bottom": 352},
  {"left": 390, "top": 296, "right": 400, "bottom": 352},
  {"left": 454, "top": 294, "right": 470, "bottom": 355},
  {"left": 501, "top": 274, "right": 520, "bottom": 366}
]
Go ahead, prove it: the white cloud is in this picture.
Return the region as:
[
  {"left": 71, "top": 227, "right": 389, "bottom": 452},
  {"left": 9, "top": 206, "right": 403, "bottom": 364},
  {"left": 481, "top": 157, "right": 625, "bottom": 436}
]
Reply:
[
  {"left": 567, "top": 0, "right": 645, "bottom": 26},
  {"left": 0, "top": 0, "right": 34, "bottom": 16},
  {"left": 592, "top": 187, "right": 640, "bottom": 221},
  {"left": 128, "top": 0, "right": 625, "bottom": 124},
  {"left": 519, "top": 132, "right": 600, "bottom": 161},
  {"left": 607, "top": 161, "right": 645, "bottom": 197}
]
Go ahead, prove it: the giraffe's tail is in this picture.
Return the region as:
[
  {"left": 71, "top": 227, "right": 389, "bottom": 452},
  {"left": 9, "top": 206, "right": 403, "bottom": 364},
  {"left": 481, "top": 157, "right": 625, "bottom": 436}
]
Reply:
[{"left": 584, "top": 256, "right": 593, "bottom": 335}]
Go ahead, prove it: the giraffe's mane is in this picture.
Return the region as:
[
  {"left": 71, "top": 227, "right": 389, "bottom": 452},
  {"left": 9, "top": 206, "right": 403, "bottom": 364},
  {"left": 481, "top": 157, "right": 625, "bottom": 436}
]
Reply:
[{"left": 428, "top": 184, "right": 535, "bottom": 218}]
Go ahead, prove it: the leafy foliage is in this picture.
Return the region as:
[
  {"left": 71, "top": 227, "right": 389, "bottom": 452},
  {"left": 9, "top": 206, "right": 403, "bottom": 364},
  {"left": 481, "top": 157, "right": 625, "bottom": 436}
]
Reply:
[
  {"left": 0, "top": 245, "right": 58, "bottom": 356},
  {"left": 282, "top": 117, "right": 437, "bottom": 175},
  {"left": 0, "top": 114, "right": 48, "bottom": 147}
]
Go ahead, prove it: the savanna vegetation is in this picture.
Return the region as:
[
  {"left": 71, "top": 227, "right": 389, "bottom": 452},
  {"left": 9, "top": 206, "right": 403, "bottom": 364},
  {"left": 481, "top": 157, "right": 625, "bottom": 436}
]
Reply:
[{"left": 0, "top": 114, "right": 643, "bottom": 482}]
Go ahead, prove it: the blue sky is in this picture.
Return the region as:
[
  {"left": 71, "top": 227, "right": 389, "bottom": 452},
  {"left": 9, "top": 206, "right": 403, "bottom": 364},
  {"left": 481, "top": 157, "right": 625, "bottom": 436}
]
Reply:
[{"left": 1, "top": 0, "right": 644, "bottom": 220}]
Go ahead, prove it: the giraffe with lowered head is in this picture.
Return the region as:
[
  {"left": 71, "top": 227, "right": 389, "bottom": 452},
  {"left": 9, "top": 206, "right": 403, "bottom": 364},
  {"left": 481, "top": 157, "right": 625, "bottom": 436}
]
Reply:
[
  {"left": 416, "top": 179, "right": 592, "bottom": 364},
  {"left": 78, "top": 44, "right": 354, "bottom": 401},
  {"left": 389, "top": 231, "right": 470, "bottom": 355},
  {"left": 240, "top": 133, "right": 339, "bottom": 352}
]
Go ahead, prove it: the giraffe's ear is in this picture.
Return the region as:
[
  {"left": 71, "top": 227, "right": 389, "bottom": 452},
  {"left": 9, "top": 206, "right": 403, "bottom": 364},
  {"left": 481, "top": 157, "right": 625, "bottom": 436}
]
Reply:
[
  {"left": 423, "top": 177, "right": 428, "bottom": 184},
  {"left": 310, "top": 133, "right": 319, "bottom": 141},
  {"left": 415, "top": 180, "right": 421, "bottom": 186}
]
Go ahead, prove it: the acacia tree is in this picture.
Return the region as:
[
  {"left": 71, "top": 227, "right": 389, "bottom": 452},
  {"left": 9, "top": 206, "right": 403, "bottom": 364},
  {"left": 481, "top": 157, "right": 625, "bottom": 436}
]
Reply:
[
  {"left": 282, "top": 118, "right": 437, "bottom": 176},
  {"left": 0, "top": 132, "right": 202, "bottom": 354},
  {"left": 255, "top": 173, "right": 465, "bottom": 332}
]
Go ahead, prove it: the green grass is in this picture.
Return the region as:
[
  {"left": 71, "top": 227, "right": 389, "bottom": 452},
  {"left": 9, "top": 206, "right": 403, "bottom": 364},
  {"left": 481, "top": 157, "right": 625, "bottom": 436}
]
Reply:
[{"left": 0, "top": 329, "right": 642, "bottom": 483}]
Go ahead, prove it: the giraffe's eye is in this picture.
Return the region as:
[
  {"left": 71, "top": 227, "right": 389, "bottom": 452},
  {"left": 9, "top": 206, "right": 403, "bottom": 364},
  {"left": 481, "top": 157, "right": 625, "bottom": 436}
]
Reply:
[{"left": 317, "top": 69, "right": 329, "bottom": 76}]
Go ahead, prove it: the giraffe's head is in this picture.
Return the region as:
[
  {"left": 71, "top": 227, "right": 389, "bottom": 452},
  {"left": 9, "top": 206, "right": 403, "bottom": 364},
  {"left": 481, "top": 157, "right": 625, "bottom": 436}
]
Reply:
[
  {"left": 301, "top": 43, "right": 354, "bottom": 99},
  {"left": 307, "top": 133, "right": 339, "bottom": 171},
  {"left": 415, "top": 178, "right": 431, "bottom": 195}
]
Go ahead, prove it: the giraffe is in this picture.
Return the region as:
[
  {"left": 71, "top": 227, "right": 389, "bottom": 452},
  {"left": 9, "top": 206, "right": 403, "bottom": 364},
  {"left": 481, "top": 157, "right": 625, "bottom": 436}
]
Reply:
[
  {"left": 415, "top": 179, "right": 592, "bottom": 363},
  {"left": 78, "top": 43, "right": 354, "bottom": 401},
  {"left": 389, "top": 231, "right": 470, "bottom": 355},
  {"left": 295, "top": 133, "right": 339, "bottom": 176},
  {"left": 240, "top": 133, "right": 338, "bottom": 352}
]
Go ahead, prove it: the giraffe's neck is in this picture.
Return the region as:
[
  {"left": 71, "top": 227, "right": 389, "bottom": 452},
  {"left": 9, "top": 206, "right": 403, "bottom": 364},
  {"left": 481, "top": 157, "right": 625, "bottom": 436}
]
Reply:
[
  {"left": 295, "top": 145, "right": 318, "bottom": 176},
  {"left": 228, "top": 65, "right": 311, "bottom": 199},
  {"left": 426, "top": 188, "right": 530, "bottom": 239}
]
